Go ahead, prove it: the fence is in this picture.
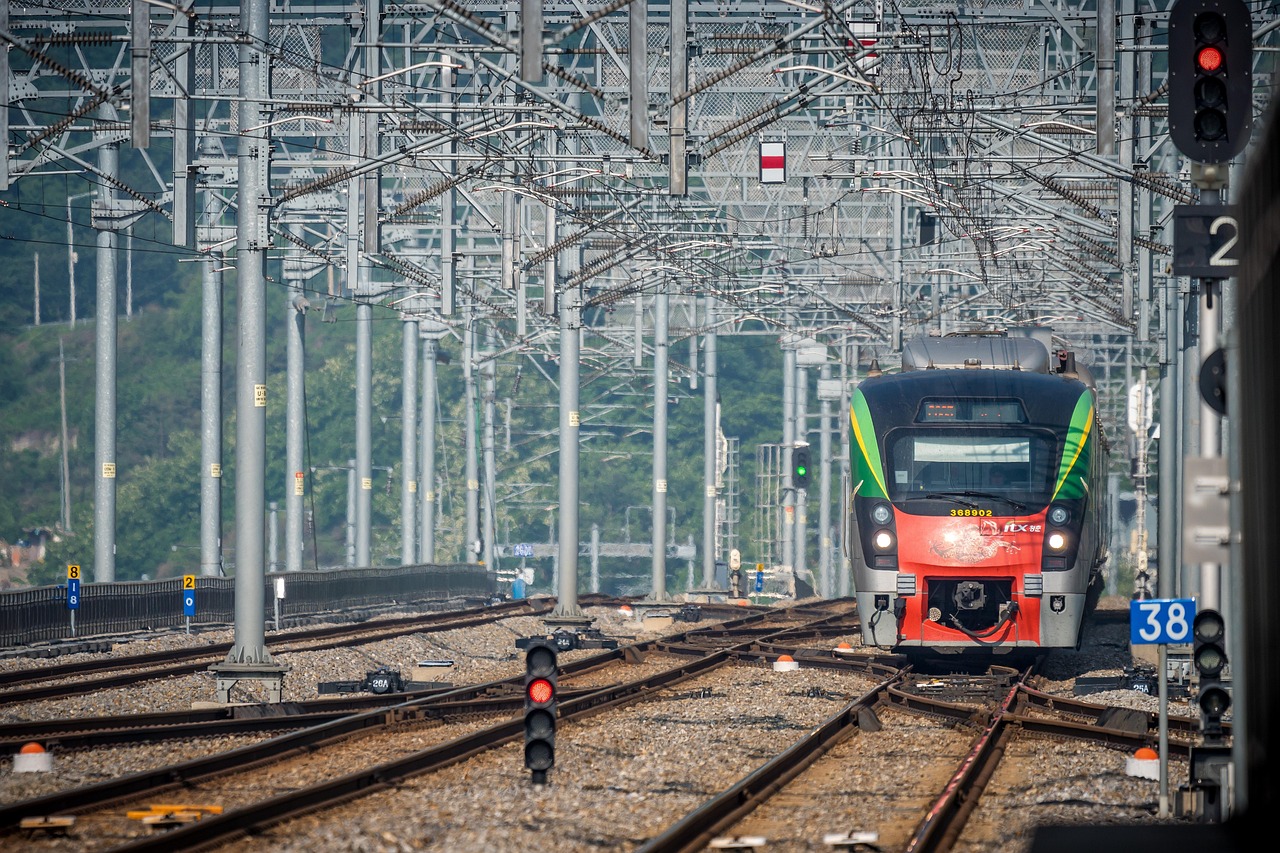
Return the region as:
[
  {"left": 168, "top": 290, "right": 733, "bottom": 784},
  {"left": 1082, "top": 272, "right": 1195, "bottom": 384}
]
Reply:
[{"left": 0, "top": 563, "right": 495, "bottom": 647}]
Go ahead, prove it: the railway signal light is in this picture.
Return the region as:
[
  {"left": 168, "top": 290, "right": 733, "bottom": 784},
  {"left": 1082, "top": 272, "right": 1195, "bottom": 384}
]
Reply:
[
  {"left": 523, "top": 639, "right": 558, "bottom": 783},
  {"left": 793, "top": 445, "right": 811, "bottom": 489},
  {"left": 1168, "top": 0, "right": 1253, "bottom": 162},
  {"left": 1192, "top": 608, "right": 1230, "bottom": 741}
]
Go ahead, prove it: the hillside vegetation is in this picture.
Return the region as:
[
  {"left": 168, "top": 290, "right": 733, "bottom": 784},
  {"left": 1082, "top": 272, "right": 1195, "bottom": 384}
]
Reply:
[{"left": 0, "top": 244, "right": 789, "bottom": 590}]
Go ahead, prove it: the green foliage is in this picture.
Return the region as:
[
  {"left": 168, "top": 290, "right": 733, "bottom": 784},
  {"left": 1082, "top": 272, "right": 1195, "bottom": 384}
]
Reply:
[{"left": 0, "top": 239, "right": 799, "bottom": 588}]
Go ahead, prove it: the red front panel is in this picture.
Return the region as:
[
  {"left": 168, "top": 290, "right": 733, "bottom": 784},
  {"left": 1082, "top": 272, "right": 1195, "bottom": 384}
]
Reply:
[{"left": 894, "top": 510, "right": 1048, "bottom": 644}]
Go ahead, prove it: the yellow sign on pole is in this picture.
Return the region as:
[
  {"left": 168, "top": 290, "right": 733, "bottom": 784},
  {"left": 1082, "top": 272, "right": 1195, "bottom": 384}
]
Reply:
[
  {"left": 183, "top": 575, "right": 196, "bottom": 590},
  {"left": 67, "top": 564, "right": 80, "bottom": 580}
]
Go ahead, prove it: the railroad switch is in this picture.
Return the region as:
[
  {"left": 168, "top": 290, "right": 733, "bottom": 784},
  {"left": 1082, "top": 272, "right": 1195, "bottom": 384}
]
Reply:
[
  {"left": 19, "top": 816, "right": 75, "bottom": 837},
  {"left": 127, "top": 804, "right": 223, "bottom": 829},
  {"left": 516, "top": 628, "right": 619, "bottom": 652},
  {"left": 709, "top": 836, "right": 766, "bottom": 850},
  {"left": 823, "top": 830, "right": 881, "bottom": 850},
  {"left": 317, "top": 667, "right": 443, "bottom": 695}
]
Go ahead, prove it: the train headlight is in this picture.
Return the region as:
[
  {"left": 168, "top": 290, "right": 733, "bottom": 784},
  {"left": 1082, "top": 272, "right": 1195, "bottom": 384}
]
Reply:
[
  {"left": 871, "top": 503, "right": 893, "bottom": 525},
  {"left": 1047, "top": 531, "right": 1068, "bottom": 551},
  {"left": 1048, "top": 505, "right": 1070, "bottom": 526},
  {"left": 873, "top": 530, "right": 895, "bottom": 550}
]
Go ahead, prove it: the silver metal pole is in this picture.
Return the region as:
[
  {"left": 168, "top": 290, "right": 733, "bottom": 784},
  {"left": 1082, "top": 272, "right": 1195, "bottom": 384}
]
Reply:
[
  {"left": 225, "top": 0, "right": 274, "bottom": 668},
  {"left": 199, "top": 160, "right": 223, "bottom": 577},
  {"left": 420, "top": 330, "right": 439, "bottom": 563},
  {"left": 651, "top": 288, "right": 670, "bottom": 601},
  {"left": 482, "top": 320, "right": 498, "bottom": 569},
  {"left": 401, "top": 318, "right": 418, "bottom": 565},
  {"left": 92, "top": 106, "right": 118, "bottom": 582},
  {"left": 629, "top": 0, "right": 648, "bottom": 150},
  {"left": 819, "top": 363, "right": 833, "bottom": 599},
  {"left": 795, "top": 364, "right": 809, "bottom": 587},
  {"left": 464, "top": 312, "right": 480, "bottom": 560},
  {"left": 552, "top": 279, "right": 585, "bottom": 619},
  {"left": 285, "top": 228, "right": 307, "bottom": 574},
  {"left": 781, "top": 345, "right": 796, "bottom": 585},
  {"left": 701, "top": 298, "right": 718, "bottom": 588},
  {"left": 355, "top": 302, "right": 373, "bottom": 567}
]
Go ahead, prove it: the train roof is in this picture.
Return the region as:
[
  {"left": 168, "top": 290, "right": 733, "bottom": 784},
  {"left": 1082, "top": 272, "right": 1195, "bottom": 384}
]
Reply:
[{"left": 896, "top": 332, "right": 1096, "bottom": 389}]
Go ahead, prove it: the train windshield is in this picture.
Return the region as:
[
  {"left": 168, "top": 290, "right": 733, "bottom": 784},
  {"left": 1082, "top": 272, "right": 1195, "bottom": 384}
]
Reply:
[{"left": 884, "top": 430, "right": 1059, "bottom": 509}]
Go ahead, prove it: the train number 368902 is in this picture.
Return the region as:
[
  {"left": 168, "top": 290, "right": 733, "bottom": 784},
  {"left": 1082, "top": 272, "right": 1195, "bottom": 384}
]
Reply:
[{"left": 949, "top": 509, "right": 993, "bottom": 517}]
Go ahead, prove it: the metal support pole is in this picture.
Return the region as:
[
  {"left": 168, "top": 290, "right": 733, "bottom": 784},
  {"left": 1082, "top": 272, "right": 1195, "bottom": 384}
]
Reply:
[
  {"left": 781, "top": 345, "right": 796, "bottom": 585},
  {"left": 651, "top": 288, "right": 670, "bottom": 601},
  {"left": 701, "top": 298, "right": 718, "bottom": 588},
  {"left": 93, "top": 106, "right": 118, "bottom": 582},
  {"left": 401, "top": 318, "right": 418, "bottom": 565},
  {"left": 346, "top": 460, "right": 356, "bottom": 567},
  {"left": 552, "top": 280, "right": 585, "bottom": 620},
  {"left": 629, "top": 0, "right": 648, "bottom": 150},
  {"left": 285, "top": 228, "right": 307, "bottom": 574},
  {"left": 795, "top": 363, "right": 809, "bottom": 587},
  {"left": 199, "top": 169, "right": 223, "bottom": 578},
  {"left": 223, "top": 0, "right": 278, "bottom": 675},
  {"left": 420, "top": 329, "right": 440, "bottom": 563},
  {"left": 355, "top": 302, "right": 373, "bottom": 567},
  {"left": 482, "top": 320, "right": 498, "bottom": 569},
  {"left": 669, "top": 0, "right": 687, "bottom": 195},
  {"left": 819, "top": 364, "right": 833, "bottom": 599},
  {"left": 464, "top": 312, "right": 480, "bottom": 561}
]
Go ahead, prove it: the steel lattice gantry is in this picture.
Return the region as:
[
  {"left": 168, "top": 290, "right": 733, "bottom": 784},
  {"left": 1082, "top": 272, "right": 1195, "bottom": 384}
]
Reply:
[{"left": 3, "top": 0, "right": 1276, "bottom": 620}]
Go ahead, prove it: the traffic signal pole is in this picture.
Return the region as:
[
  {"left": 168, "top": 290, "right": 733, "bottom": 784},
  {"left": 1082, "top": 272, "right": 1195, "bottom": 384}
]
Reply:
[{"left": 1166, "top": 0, "right": 1251, "bottom": 821}]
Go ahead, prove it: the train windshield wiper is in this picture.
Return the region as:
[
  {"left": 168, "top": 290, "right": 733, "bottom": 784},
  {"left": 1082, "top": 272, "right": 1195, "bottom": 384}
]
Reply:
[
  {"left": 954, "top": 491, "right": 1028, "bottom": 512},
  {"left": 903, "top": 493, "right": 979, "bottom": 509}
]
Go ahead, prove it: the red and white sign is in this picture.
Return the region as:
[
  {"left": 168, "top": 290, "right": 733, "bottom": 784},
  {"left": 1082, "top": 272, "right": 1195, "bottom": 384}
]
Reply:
[{"left": 760, "top": 140, "right": 786, "bottom": 184}]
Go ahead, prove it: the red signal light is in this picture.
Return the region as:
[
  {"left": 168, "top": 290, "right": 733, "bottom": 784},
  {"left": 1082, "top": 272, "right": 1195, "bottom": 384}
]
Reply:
[
  {"left": 1196, "top": 45, "right": 1224, "bottom": 73},
  {"left": 527, "top": 677, "right": 554, "bottom": 705}
]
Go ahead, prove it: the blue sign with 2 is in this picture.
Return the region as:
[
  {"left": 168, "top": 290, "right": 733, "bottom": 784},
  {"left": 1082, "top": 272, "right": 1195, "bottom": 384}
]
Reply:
[{"left": 1130, "top": 598, "right": 1196, "bottom": 645}]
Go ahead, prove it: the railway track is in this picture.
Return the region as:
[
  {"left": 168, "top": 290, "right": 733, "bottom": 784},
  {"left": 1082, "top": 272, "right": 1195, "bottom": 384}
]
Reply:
[{"left": 0, "top": 599, "right": 1198, "bottom": 852}]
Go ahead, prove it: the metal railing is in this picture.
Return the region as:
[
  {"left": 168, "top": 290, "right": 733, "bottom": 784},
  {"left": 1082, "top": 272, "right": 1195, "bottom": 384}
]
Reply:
[{"left": 0, "top": 564, "right": 495, "bottom": 647}]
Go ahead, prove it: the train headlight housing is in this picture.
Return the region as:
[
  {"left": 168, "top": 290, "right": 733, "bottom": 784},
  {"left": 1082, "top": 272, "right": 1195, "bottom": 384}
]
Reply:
[
  {"left": 873, "top": 530, "right": 895, "bottom": 551},
  {"left": 1046, "top": 531, "right": 1068, "bottom": 551},
  {"left": 1048, "top": 505, "right": 1070, "bottom": 526},
  {"left": 871, "top": 503, "right": 893, "bottom": 525}
]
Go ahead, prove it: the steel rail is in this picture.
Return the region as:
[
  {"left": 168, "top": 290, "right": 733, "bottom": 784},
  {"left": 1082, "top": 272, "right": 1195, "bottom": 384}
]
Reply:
[
  {"left": 0, "top": 604, "right": 846, "bottom": 837},
  {"left": 634, "top": 677, "right": 905, "bottom": 853},
  {"left": 0, "top": 597, "right": 560, "bottom": 689},
  {"left": 87, "top": 609, "right": 856, "bottom": 852}
]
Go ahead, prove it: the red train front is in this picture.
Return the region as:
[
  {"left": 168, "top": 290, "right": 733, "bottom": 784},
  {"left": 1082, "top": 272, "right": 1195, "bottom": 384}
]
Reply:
[{"left": 849, "top": 333, "right": 1109, "bottom": 658}]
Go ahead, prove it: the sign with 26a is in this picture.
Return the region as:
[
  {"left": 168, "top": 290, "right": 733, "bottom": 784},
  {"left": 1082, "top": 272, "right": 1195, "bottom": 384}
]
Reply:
[{"left": 1130, "top": 598, "right": 1196, "bottom": 645}]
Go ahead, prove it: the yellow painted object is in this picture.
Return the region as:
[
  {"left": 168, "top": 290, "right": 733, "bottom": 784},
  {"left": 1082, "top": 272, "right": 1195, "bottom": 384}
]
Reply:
[
  {"left": 19, "top": 816, "right": 75, "bottom": 835},
  {"left": 127, "top": 804, "right": 224, "bottom": 827},
  {"left": 140, "top": 812, "right": 204, "bottom": 828}
]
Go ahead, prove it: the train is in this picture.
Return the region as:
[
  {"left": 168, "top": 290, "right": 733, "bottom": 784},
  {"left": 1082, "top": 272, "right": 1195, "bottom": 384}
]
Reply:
[{"left": 847, "top": 330, "right": 1109, "bottom": 659}]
